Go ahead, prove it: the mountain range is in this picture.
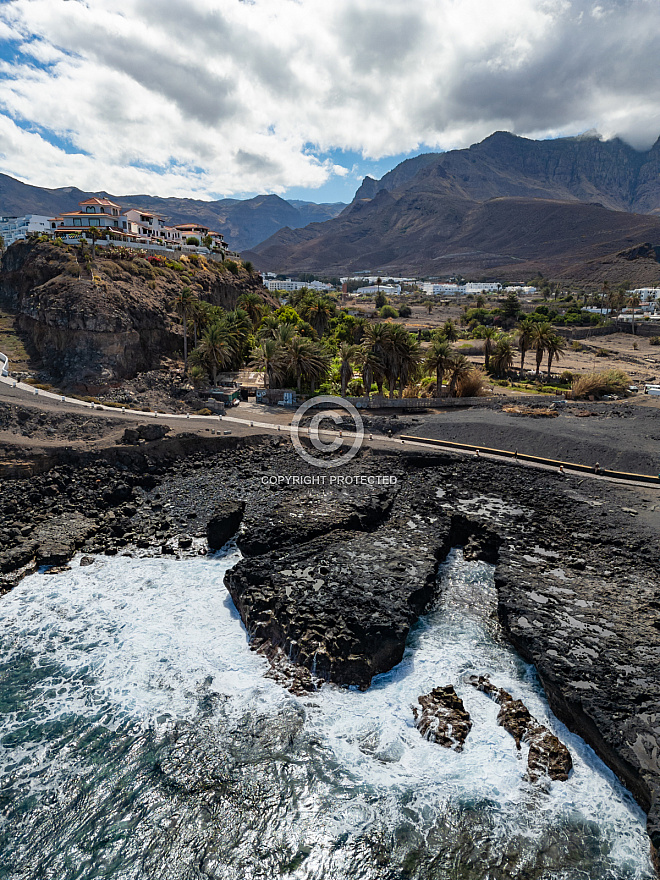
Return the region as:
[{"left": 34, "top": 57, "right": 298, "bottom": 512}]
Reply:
[
  {"left": 244, "top": 132, "right": 660, "bottom": 283},
  {"left": 0, "top": 175, "right": 345, "bottom": 251}
]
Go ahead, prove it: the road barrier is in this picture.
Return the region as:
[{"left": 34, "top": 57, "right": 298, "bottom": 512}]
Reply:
[
  {"left": 401, "top": 435, "right": 660, "bottom": 485},
  {"left": 0, "top": 352, "right": 8, "bottom": 377}
]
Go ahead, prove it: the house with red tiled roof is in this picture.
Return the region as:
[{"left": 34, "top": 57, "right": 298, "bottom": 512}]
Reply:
[{"left": 51, "top": 197, "right": 134, "bottom": 238}]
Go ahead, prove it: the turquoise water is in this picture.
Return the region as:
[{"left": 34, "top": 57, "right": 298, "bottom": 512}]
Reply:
[{"left": 0, "top": 549, "right": 653, "bottom": 879}]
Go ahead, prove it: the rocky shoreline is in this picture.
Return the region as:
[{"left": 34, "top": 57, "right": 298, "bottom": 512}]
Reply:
[{"left": 0, "top": 433, "right": 658, "bottom": 868}]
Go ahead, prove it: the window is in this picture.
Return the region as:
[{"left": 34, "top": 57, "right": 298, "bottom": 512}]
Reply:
[
  {"left": 73, "top": 218, "right": 82, "bottom": 227},
  {"left": 86, "top": 206, "right": 95, "bottom": 213}
]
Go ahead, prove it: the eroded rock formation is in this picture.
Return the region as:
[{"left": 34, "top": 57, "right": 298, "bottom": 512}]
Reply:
[
  {"left": 470, "top": 674, "right": 572, "bottom": 781},
  {"left": 413, "top": 685, "right": 472, "bottom": 750}
]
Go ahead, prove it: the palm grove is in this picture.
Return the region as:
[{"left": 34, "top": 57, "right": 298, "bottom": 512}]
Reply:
[{"left": 170, "top": 282, "right": 607, "bottom": 398}]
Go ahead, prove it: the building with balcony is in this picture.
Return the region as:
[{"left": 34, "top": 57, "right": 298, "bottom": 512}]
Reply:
[{"left": 0, "top": 214, "right": 52, "bottom": 246}]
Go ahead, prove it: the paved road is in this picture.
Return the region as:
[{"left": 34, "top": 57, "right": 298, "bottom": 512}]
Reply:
[{"left": 1, "top": 371, "right": 658, "bottom": 492}]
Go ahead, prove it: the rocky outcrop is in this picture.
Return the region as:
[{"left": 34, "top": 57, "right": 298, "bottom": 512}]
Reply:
[
  {"left": 0, "top": 241, "right": 267, "bottom": 386},
  {"left": 470, "top": 675, "right": 572, "bottom": 781},
  {"left": 413, "top": 685, "right": 472, "bottom": 750},
  {"left": 120, "top": 424, "right": 170, "bottom": 444},
  {"left": 206, "top": 501, "right": 245, "bottom": 551}
]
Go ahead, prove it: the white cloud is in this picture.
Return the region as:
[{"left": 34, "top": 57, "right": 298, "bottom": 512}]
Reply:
[{"left": 0, "top": 0, "right": 659, "bottom": 197}]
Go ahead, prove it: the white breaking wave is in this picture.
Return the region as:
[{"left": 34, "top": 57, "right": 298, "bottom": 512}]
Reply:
[{"left": 0, "top": 549, "right": 654, "bottom": 878}]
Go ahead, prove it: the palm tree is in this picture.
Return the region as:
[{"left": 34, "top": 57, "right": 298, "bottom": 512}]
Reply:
[
  {"left": 424, "top": 338, "right": 454, "bottom": 397},
  {"left": 517, "top": 317, "right": 536, "bottom": 376},
  {"left": 531, "top": 321, "right": 553, "bottom": 379},
  {"left": 338, "top": 342, "right": 358, "bottom": 397},
  {"left": 482, "top": 326, "right": 498, "bottom": 371},
  {"left": 287, "top": 337, "right": 331, "bottom": 393},
  {"left": 250, "top": 339, "right": 285, "bottom": 389},
  {"left": 238, "top": 292, "right": 266, "bottom": 329},
  {"left": 489, "top": 338, "right": 515, "bottom": 378},
  {"left": 546, "top": 333, "right": 565, "bottom": 379},
  {"left": 301, "top": 295, "right": 334, "bottom": 337},
  {"left": 447, "top": 354, "right": 473, "bottom": 397},
  {"left": 172, "top": 286, "right": 196, "bottom": 373},
  {"left": 442, "top": 319, "right": 458, "bottom": 342},
  {"left": 361, "top": 323, "right": 390, "bottom": 397},
  {"left": 272, "top": 322, "right": 297, "bottom": 346},
  {"left": 198, "top": 324, "right": 234, "bottom": 384},
  {"left": 257, "top": 313, "right": 280, "bottom": 338}
]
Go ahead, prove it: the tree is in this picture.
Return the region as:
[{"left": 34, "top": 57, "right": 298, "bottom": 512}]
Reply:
[
  {"left": 502, "top": 291, "right": 521, "bottom": 319},
  {"left": 517, "top": 317, "right": 536, "bottom": 375},
  {"left": 186, "top": 236, "right": 200, "bottom": 246},
  {"left": 361, "top": 323, "right": 390, "bottom": 397},
  {"left": 237, "top": 291, "right": 267, "bottom": 329},
  {"left": 250, "top": 339, "right": 285, "bottom": 389},
  {"left": 546, "top": 333, "right": 565, "bottom": 378},
  {"left": 287, "top": 337, "right": 331, "bottom": 393},
  {"left": 338, "top": 343, "right": 358, "bottom": 397},
  {"left": 375, "top": 290, "right": 387, "bottom": 309},
  {"left": 447, "top": 354, "right": 473, "bottom": 397},
  {"left": 424, "top": 338, "right": 454, "bottom": 397},
  {"left": 530, "top": 321, "right": 553, "bottom": 379},
  {"left": 442, "top": 319, "right": 458, "bottom": 342},
  {"left": 197, "top": 324, "right": 234, "bottom": 384},
  {"left": 301, "top": 295, "right": 334, "bottom": 337},
  {"left": 398, "top": 304, "right": 412, "bottom": 318},
  {"left": 424, "top": 300, "right": 435, "bottom": 314},
  {"left": 87, "top": 225, "right": 104, "bottom": 259},
  {"left": 482, "top": 326, "right": 498, "bottom": 371},
  {"left": 490, "top": 338, "right": 515, "bottom": 377},
  {"left": 172, "top": 286, "right": 196, "bottom": 373},
  {"left": 201, "top": 234, "right": 213, "bottom": 249}
]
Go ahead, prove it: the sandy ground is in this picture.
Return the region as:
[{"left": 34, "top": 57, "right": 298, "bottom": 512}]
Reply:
[{"left": 406, "top": 399, "right": 660, "bottom": 474}]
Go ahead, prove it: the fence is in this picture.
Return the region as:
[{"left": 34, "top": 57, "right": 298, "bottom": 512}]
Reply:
[{"left": 343, "top": 393, "right": 560, "bottom": 410}]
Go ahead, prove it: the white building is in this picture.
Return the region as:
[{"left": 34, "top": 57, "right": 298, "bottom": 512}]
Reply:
[
  {"left": 122, "top": 209, "right": 169, "bottom": 240},
  {"left": 629, "top": 288, "right": 660, "bottom": 302},
  {"left": 355, "top": 284, "right": 401, "bottom": 296},
  {"left": 420, "top": 282, "right": 462, "bottom": 296},
  {"left": 465, "top": 282, "right": 501, "bottom": 294},
  {"left": 263, "top": 279, "right": 333, "bottom": 293},
  {"left": 0, "top": 214, "right": 53, "bottom": 246}
]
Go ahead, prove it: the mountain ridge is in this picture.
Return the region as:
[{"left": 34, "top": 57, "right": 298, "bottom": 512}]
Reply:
[{"left": 244, "top": 132, "right": 660, "bottom": 281}]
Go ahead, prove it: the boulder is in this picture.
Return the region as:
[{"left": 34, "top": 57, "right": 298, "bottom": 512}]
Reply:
[
  {"left": 413, "top": 685, "right": 472, "bottom": 750},
  {"left": 206, "top": 501, "right": 245, "bottom": 551},
  {"left": 470, "top": 675, "right": 572, "bottom": 781}
]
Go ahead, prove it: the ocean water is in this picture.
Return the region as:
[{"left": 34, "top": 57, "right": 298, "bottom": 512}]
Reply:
[{"left": 0, "top": 548, "right": 654, "bottom": 880}]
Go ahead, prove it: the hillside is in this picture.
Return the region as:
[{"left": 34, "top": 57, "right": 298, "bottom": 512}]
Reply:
[
  {"left": 0, "top": 174, "right": 345, "bottom": 251},
  {"left": 245, "top": 132, "right": 660, "bottom": 280},
  {"left": 0, "top": 241, "right": 266, "bottom": 387}
]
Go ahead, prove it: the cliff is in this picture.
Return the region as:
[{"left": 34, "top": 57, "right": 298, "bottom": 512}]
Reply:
[{"left": 0, "top": 241, "right": 266, "bottom": 387}]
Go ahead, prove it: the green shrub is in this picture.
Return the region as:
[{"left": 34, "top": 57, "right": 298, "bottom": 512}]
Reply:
[
  {"left": 595, "top": 348, "right": 610, "bottom": 357},
  {"left": 650, "top": 336, "right": 660, "bottom": 346},
  {"left": 571, "top": 340, "right": 582, "bottom": 351},
  {"left": 186, "top": 236, "right": 200, "bottom": 246},
  {"left": 380, "top": 305, "right": 398, "bottom": 318},
  {"left": 224, "top": 259, "right": 239, "bottom": 275},
  {"left": 398, "top": 304, "right": 412, "bottom": 318},
  {"left": 196, "top": 407, "right": 212, "bottom": 416}
]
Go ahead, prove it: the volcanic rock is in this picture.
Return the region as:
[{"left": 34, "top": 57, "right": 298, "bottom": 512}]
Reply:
[
  {"left": 470, "top": 674, "right": 572, "bottom": 781},
  {"left": 413, "top": 685, "right": 472, "bottom": 750},
  {"left": 206, "top": 501, "right": 245, "bottom": 551}
]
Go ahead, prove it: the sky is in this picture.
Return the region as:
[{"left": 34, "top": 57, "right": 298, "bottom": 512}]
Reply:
[{"left": 0, "top": 0, "right": 659, "bottom": 205}]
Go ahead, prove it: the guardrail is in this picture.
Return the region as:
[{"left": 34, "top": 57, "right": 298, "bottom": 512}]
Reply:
[{"left": 401, "top": 434, "right": 660, "bottom": 485}]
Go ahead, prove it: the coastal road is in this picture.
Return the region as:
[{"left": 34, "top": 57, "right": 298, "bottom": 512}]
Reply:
[{"left": 1, "top": 370, "right": 658, "bottom": 491}]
